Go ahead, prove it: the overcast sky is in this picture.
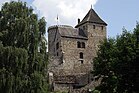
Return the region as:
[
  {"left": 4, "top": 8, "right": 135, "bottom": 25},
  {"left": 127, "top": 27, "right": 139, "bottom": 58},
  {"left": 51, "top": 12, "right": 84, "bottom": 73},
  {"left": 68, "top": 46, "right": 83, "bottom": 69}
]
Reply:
[{"left": 0, "top": 0, "right": 139, "bottom": 37}]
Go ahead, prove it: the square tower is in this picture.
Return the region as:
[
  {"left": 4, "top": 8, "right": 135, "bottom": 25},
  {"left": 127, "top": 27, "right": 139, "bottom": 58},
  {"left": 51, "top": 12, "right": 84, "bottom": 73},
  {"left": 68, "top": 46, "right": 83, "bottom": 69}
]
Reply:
[{"left": 75, "top": 8, "right": 107, "bottom": 60}]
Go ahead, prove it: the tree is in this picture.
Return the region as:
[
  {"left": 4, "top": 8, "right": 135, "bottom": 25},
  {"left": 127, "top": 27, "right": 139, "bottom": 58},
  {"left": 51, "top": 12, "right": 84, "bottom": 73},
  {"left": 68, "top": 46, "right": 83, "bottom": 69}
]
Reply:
[
  {"left": 0, "top": 1, "right": 48, "bottom": 93},
  {"left": 93, "top": 24, "right": 139, "bottom": 93}
]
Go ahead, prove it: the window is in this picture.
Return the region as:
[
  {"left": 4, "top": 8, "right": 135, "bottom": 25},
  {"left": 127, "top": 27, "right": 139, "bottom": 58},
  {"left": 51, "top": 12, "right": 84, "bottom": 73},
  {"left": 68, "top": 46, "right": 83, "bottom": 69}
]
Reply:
[
  {"left": 56, "top": 42, "right": 59, "bottom": 49},
  {"left": 81, "top": 60, "right": 83, "bottom": 64},
  {"left": 93, "top": 25, "right": 95, "bottom": 29},
  {"left": 82, "top": 42, "right": 85, "bottom": 48},
  {"left": 101, "top": 26, "right": 103, "bottom": 30},
  {"left": 77, "top": 41, "right": 81, "bottom": 48},
  {"left": 80, "top": 52, "right": 83, "bottom": 59},
  {"left": 77, "top": 42, "right": 85, "bottom": 48},
  {"left": 57, "top": 52, "right": 58, "bottom": 56}
]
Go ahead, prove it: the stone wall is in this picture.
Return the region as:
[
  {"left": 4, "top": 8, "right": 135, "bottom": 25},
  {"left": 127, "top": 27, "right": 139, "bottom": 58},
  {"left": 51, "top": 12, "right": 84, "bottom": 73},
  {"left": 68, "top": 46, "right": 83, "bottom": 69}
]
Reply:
[
  {"left": 47, "top": 23, "right": 106, "bottom": 71},
  {"left": 48, "top": 26, "right": 62, "bottom": 57},
  {"left": 87, "top": 23, "right": 106, "bottom": 57},
  {"left": 61, "top": 37, "right": 88, "bottom": 70},
  {"left": 47, "top": 22, "right": 107, "bottom": 92},
  {"left": 54, "top": 83, "right": 73, "bottom": 92},
  {"left": 76, "top": 23, "right": 106, "bottom": 66}
]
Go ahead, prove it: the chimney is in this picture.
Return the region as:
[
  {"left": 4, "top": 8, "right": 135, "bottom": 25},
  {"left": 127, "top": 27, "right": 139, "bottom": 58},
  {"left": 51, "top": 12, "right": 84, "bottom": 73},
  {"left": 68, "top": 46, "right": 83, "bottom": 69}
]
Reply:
[{"left": 78, "top": 18, "right": 80, "bottom": 24}]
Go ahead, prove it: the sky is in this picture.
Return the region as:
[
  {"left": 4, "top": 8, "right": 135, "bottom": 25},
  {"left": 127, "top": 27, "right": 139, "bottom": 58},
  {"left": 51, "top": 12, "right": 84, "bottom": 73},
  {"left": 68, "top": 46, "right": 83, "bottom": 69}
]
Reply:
[{"left": 0, "top": 0, "right": 139, "bottom": 38}]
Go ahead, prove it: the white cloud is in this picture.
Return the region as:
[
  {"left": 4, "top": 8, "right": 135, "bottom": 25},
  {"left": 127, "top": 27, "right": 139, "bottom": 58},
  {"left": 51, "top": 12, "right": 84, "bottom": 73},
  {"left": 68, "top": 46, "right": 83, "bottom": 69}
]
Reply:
[
  {"left": 0, "top": 0, "right": 98, "bottom": 27},
  {"left": 32, "top": 0, "right": 98, "bottom": 27}
]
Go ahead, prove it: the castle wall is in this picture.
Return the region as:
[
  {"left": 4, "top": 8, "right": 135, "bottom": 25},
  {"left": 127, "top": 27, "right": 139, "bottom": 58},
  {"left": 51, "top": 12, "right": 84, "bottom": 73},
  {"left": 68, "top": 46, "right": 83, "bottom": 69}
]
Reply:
[
  {"left": 87, "top": 23, "right": 106, "bottom": 58},
  {"left": 48, "top": 23, "right": 106, "bottom": 72},
  {"left": 54, "top": 83, "right": 73, "bottom": 92},
  {"left": 47, "top": 7, "right": 107, "bottom": 93},
  {"left": 77, "top": 23, "right": 106, "bottom": 64},
  {"left": 48, "top": 24, "right": 107, "bottom": 92},
  {"left": 61, "top": 37, "right": 88, "bottom": 70},
  {"left": 48, "top": 27, "right": 63, "bottom": 58}
]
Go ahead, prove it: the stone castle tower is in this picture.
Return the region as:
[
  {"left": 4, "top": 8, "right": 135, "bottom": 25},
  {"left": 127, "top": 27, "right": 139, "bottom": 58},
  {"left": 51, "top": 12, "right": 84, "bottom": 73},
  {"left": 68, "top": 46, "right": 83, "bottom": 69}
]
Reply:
[{"left": 48, "top": 8, "right": 107, "bottom": 92}]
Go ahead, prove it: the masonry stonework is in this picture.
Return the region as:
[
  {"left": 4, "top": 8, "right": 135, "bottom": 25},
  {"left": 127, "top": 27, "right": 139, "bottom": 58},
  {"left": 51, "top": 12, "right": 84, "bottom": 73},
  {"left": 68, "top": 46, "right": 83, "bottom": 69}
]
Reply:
[{"left": 48, "top": 8, "right": 107, "bottom": 93}]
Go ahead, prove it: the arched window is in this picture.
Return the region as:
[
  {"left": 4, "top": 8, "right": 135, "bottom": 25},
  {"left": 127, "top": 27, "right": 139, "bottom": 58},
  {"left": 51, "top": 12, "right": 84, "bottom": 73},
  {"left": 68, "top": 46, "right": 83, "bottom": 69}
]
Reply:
[
  {"left": 82, "top": 42, "right": 85, "bottom": 48},
  {"left": 80, "top": 52, "right": 83, "bottom": 59},
  {"left": 77, "top": 41, "right": 81, "bottom": 48}
]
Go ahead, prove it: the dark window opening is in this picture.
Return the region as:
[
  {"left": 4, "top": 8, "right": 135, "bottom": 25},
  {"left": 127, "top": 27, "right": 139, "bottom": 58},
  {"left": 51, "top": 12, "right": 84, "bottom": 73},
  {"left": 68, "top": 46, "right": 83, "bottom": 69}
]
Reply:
[
  {"left": 81, "top": 60, "right": 83, "bottom": 64},
  {"left": 101, "top": 26, "right": 103, "bottom": 30},
  {"left": 80, "top": 52, "right": 83, "bottom": 59},
  {"left": 77, "top": 41, "right": 81, "bottom": 48},
  {"left": 82, "top": 42, "right": 85, "bottom": 48},
  {"left": 93, "top": 25, "right": 95, "bottom": 29},
  {"left": 56, "top": 42, "right": 59, "bottom": 49},
  {"left": 77, "top": 41, "right": 85, "bottom": 48}
]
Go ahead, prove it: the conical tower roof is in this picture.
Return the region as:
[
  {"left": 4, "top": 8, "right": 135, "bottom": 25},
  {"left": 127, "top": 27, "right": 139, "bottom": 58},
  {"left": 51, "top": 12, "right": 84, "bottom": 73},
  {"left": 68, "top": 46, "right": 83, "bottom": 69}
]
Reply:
[{"left": 75, "top": 8, "right": 107, "bottom": 28}]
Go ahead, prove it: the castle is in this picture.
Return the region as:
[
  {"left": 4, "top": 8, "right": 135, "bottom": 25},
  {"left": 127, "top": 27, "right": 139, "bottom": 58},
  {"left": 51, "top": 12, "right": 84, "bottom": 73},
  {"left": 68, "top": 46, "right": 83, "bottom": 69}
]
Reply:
[{"left": 48, "top": 8, "right": 107, "bottom": 93}]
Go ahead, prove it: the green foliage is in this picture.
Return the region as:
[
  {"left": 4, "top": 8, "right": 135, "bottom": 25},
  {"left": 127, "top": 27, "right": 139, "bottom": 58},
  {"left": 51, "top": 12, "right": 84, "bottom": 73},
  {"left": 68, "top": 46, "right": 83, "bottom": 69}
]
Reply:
[
  {"left": 92, "top": 90, "right": 101, "bottom": 93},
  {"left": 0, "top": 1, "right": 48, "bottom": 93},
  {"left": 93, "top": 24, "right": 139, "bottom": 93}
]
